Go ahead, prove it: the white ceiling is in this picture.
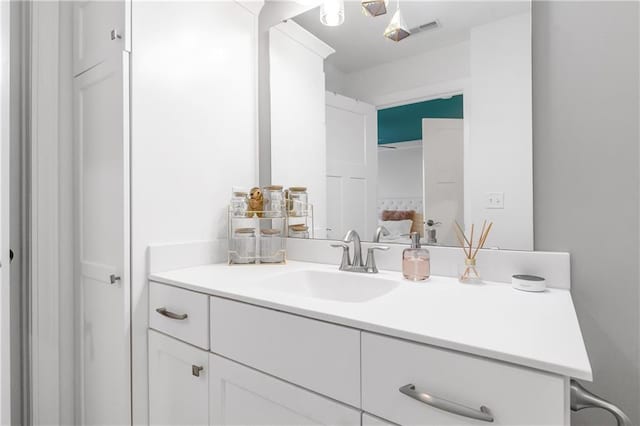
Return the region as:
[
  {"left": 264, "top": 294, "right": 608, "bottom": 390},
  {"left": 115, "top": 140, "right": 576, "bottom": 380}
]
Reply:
[{"left": 293, "top": 1, "right": 530, "bottom": 73}]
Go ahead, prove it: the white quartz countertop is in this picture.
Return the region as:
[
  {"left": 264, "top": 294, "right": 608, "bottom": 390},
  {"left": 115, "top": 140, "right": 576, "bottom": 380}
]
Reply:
[{"left": 149, "top": 261, "right": 592, "bottom": 381}]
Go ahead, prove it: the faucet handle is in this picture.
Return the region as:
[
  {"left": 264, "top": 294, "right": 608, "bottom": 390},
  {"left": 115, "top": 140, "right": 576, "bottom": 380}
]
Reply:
[
  {"left": 330, "top": 243, "right": 351, "bottom": 270},
  {"left": 365, "top": 246, "right": 390, "bottom": 273},
  {"left": 368, "top": 245, "right": 390, "bottom": 252}
]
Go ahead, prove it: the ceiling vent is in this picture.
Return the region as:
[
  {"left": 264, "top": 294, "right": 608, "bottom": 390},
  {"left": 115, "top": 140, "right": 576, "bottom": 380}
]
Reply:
[{"left": 408, "top": 20, "right": 440, "bottom": 36}]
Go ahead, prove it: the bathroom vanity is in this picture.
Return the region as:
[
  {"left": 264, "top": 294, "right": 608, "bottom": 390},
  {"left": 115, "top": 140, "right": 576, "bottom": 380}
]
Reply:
[{"left": 147, "top": 261, "right": 590, "bottom": 425}]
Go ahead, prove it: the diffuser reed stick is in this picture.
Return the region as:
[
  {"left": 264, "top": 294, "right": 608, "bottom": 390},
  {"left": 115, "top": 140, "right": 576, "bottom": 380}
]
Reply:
[{"left": 454, "top": 220, "right": 493, "bottom": 283}]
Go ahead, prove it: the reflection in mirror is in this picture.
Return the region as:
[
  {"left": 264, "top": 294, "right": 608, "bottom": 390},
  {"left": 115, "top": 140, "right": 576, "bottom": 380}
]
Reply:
[{"left": 267, "top": 1, "right": 532, "bottom": 250}]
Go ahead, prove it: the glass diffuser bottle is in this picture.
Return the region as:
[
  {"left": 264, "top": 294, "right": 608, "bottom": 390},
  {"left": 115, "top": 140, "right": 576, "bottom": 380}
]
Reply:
[{"left": 402, "top": 232, "right": 430, "bottom": 281}]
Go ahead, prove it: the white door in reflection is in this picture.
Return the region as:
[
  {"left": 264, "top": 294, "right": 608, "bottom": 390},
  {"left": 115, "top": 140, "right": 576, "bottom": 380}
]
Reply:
[
  {"left": 423, "top": 118, "right": 464, "bottom": 246},
  {"left": 325, "top": 93, "right": 377, "bottom": 240}
]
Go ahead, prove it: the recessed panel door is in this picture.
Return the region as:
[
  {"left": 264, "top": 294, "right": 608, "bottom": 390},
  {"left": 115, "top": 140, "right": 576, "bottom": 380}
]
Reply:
[{"left": 74, "top": 51, "right": 130, "bottom": 426}]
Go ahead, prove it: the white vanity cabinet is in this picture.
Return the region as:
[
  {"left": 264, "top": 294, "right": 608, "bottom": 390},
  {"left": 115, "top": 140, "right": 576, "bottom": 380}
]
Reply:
[
  {"left": 148, "top": 330, "right": 209, "bottom": 426},
  {"left": 361, "top": 333, "right": 567, "bottom": 425},
  {"left": 148, "top": 281, "right": 573, "bottom": 426},
  {"left": 209, "top": 353, "right": 361, "bottom": 426}
]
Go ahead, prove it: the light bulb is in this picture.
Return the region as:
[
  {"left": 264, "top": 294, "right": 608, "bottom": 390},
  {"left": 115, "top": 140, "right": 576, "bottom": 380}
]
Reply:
[{"left": 320, "top": 0, "right": 345, "bottom": 26}]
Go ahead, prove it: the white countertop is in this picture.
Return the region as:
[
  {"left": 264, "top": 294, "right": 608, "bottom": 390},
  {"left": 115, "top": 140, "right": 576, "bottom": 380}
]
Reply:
[{"left": 150, "top": 261, "right": 592, "bottom": 381}]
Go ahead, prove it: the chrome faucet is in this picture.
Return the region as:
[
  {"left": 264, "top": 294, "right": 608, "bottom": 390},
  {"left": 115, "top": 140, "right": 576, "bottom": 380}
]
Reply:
[
  {"left": 331, "top": 230, "right": 389, "bottom": 273},
  {"left": 344, "top": 229, "right": 363, "bottom": 268},
  {"left": 373, "top": 225, "right": 390, "bottom": 243}
]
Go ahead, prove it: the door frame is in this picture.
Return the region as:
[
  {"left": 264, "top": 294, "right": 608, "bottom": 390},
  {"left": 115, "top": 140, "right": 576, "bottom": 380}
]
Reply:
[
  {"left": 374, "top": 80, "right": 470, "bottom": 232},
  {"left": 30, "top": 2, "right": 62, "bottom": 424},
  {"left": 29, "top": 1, "right": 75, "bottom": 424},
  {"left": 1, "top": 1, "right": 13, "bottom": 423}
]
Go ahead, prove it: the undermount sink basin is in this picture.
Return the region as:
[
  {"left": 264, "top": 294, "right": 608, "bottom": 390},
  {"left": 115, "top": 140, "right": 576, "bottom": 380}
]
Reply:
[{"left": 259, "top": 269, "right": 399, "bottom": 303}]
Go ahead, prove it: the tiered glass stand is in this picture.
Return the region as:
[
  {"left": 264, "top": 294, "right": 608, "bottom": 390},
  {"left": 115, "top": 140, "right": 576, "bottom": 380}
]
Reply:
[{"left": 227, "top": 204, "right": 314, "bottom": 265}]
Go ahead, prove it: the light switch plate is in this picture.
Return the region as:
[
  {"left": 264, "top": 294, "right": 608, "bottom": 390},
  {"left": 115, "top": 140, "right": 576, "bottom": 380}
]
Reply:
[{"left": 486, "top": 192, "right": 504, "bottom": 209}]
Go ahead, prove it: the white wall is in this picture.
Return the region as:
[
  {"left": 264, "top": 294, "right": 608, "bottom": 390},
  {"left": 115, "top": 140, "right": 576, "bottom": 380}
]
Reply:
[
  {"left": 533, "top": 2, "right": 639, "bottom": 424},
  {"left": 466, "top": 12, "right": 532, "bottom": 250},
  {"left": 377, "top": 142, "right": 422, "bottom": 200},
  {"left": 130, "top": 2, "right": 260, "bottom": 423},
  {"left": 342, "top": 40, "right": 470, "bottom": 105},
  {"left": 270, "top": 21, "right": 329, "bottom": 237},
  {"left": 325, "top": 62, "right": 347, "bottom": 95}
]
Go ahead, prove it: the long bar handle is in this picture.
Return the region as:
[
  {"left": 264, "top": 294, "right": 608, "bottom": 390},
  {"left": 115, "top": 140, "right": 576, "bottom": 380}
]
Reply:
[
  {"left": 399, "top": 384, "right": 494, "bottom": 423},
  {"left": 571, "top": 380, "right": 632, "bottom": 426},
  {"left": 155, "top": 307, "right": 188, "bottom": 321}
]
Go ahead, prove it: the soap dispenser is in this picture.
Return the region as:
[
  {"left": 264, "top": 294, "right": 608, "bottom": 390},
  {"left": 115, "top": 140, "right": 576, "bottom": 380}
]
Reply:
[{"left": 402, "top": 232, "right": 430, "bottom": 281}]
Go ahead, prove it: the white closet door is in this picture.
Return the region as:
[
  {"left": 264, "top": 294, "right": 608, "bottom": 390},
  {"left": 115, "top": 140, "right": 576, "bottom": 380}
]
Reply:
[
  {"left": 209, "top": 353, "right": 361, "bottom": 426},
  {"left": 73, "top": 1, "right": 126, "bottom": 76},
  {"left": 326, "top": 93, "right": 377, "bottom": 241},
  {"left": 74, "top": 51, "right": 130, "bottom": 426}
]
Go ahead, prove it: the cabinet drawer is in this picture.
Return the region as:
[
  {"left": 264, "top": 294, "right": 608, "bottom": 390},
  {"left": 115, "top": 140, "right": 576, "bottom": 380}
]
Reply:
[
  {"left": 210, "top": 297, "right": 361, "bottom": 407},
  {"left": 362, "top": 333, "right": 568, "bottom": 425},
  {"left": 149, "top": 282, "right": 209, "bottom": 349},
  {"left": 210, "top": 353, "right": 360, "bottom": 426}
]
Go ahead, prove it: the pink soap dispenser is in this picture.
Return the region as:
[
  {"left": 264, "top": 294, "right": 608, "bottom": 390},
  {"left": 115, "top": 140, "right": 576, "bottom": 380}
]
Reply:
[{"left": 402, "top": 232, "right": 430, "bottom": 281}]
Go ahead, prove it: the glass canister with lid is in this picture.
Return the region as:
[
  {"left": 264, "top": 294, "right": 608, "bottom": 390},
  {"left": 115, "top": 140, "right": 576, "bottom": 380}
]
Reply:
[
  {"left": 288, "top": 224, "right": 309, "bottom": 239},
  {"left": 230, "top": 191, "right": 248, "bottom": 217},
  {"left": 231, "top": 228, "right": 256, "bottom": 264},
  {"left": 263, "top": 185, "right": 285, "bottom": 218},
  {"left": 287, "top": 187, "right": 308, "bottom": 217},
  {"left": 260, "top": 228, "right": 285, "bottom": 263}
]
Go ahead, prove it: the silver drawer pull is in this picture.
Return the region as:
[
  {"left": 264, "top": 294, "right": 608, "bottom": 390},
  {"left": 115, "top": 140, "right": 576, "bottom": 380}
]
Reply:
[
  {"left": 155, "top": 307, "right": 188, "bottom": 321},
  {"left": 399, "top": 384, "right": 494, "bottom": 423},
  {"left": 192, "top": 365, "right": 204, "bottom": 377}
]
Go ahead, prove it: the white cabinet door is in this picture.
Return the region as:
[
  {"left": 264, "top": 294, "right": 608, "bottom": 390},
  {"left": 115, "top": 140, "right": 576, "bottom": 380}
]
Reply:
[
  {"left": 209, "top": 353, "right": 361, "bottom": 426},
  {"left": 74, "top": 52, "right": 130, "bottom": 426},
  {"left": 149, "top": 330, "right": 209, "bottom": 426},
  {"left": 362, "top": 413, "right": 395, "bottom": 426},
  {"left": 73, "top": 0, "right": 126, "bottom": 76}
]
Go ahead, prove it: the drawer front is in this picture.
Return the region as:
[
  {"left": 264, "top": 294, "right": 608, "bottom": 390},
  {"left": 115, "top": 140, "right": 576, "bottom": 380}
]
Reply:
[
  {"left": 362, "top": 333, "right": 568, "bottom": 426},
  {"left": 210, "top": 353, "right": 361, "bottom": 426},
  {"left": 210, "top": 297, "right": 361, "bottom": 407},
  {"left": 149, "top": 282, "right": 209, "bottom": 349}
]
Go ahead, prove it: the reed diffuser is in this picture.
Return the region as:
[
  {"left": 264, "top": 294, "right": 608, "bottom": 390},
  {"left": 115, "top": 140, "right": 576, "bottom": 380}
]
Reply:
[{"left": 454, "top": 220, "right": 493, "bottom": 283}]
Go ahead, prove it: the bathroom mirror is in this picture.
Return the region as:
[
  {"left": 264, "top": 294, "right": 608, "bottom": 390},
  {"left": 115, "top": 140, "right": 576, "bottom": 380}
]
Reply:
[{"left": 265, "top": 0, "right": 532, "bottom": 250}]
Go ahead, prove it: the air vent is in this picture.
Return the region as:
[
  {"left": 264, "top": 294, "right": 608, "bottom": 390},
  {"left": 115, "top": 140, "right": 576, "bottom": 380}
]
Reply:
[{"left": 408, "top": 20, "right": 440, "bottom": 35}]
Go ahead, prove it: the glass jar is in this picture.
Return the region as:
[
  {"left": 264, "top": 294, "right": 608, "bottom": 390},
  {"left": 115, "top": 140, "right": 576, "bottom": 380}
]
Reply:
[
  {"left": 231, "top": 228, "right": 256, "bottom": 264},
  {"left": 263, "top": 185, "right": 285, "bottom": 218},
  {"left": 287, "top": 187, "right": 308, "bottom": 217},
  {"left": 230, "top": 191, "right": 248, "bottom": 217},
  {"left": 458, "top": 258, "right": 482, "bottom": 284},
  {"left": 288, "top": 224, "right": 309, "bottom": 239},
  {"left": 260, "top": 229, "right": 284, "bottom": 263}
]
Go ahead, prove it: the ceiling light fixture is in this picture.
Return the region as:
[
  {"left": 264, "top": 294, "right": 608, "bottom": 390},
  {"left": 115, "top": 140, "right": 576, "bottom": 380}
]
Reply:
[
  {"left": 384, "top": 0, "right": 410, "bottom": 42},
  {"left": 361, "top": 0, "right": 388, "bottom": 17},
  {"left": 320, "top": 0, "right": 345, "bottom": 26}
]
